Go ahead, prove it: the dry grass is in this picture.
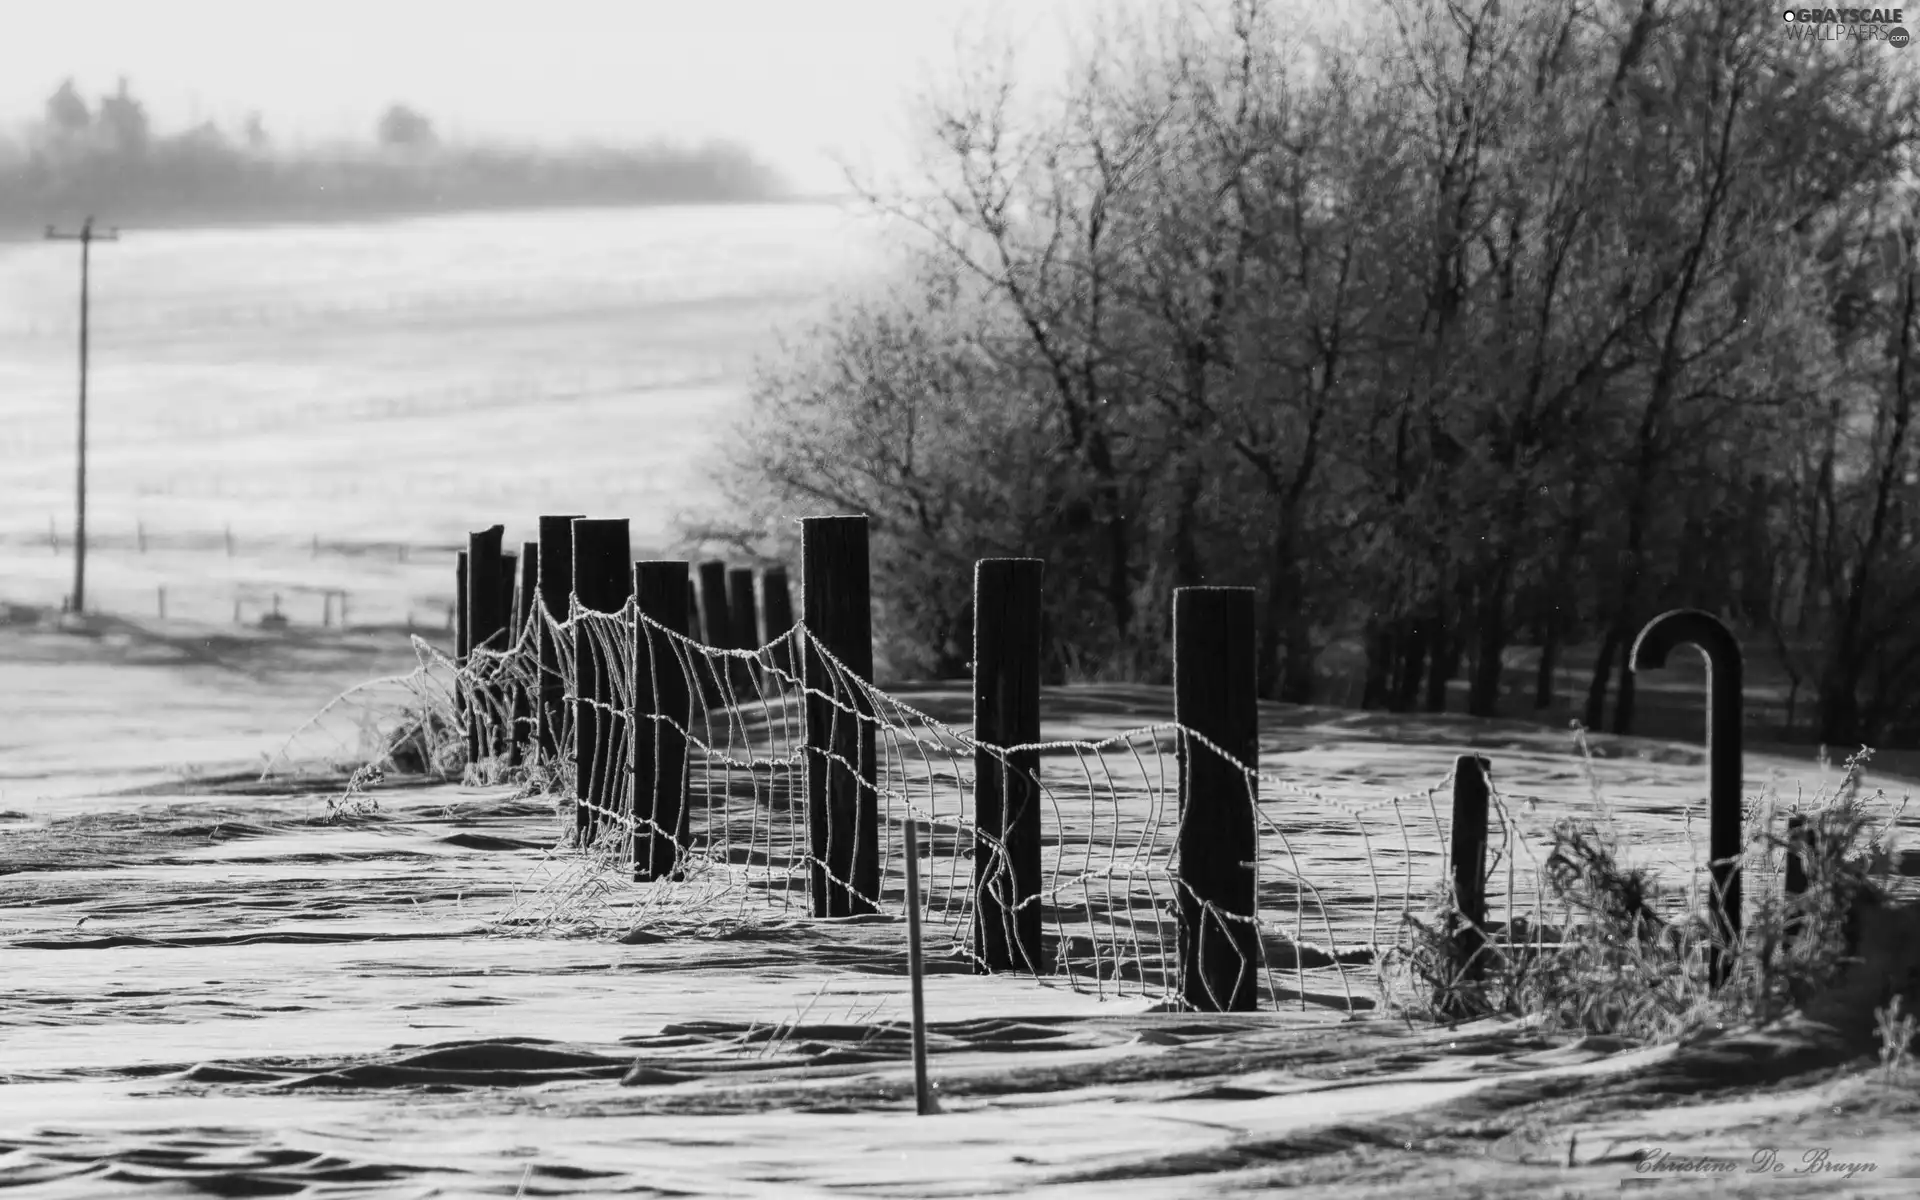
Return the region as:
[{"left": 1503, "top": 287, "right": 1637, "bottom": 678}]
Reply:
[{"left": 1387, "top": 738, "right": 1912, "bottom": 1051}]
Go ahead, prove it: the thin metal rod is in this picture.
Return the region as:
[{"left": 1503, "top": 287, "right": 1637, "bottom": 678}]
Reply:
[{"left": 904, "top": 816, "right": 935, "bottom": 1115}]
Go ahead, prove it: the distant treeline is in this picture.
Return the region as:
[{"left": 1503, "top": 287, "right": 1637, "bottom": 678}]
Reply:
[{"left": 0, "top": 79, "right": 787, "bottom": 237}]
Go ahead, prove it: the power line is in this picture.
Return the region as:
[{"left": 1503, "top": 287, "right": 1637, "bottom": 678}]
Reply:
[{"left": 44, "top": 215, "right": 120, "bottom": 616}]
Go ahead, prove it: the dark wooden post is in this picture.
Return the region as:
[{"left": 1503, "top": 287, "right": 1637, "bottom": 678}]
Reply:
[
  {"left": 686, "top": 579, "right": 703, "bottom": 643},
  {"left": 1784, "top": 813, "right": 1810, "bottom": 899},
  {"left": 728, "top": 565, "right": 758, "bottom": 693},
  {"left": 633, "top": 561, "right": 692, "bottom": 881},
  {"left": 762, "top": 564, "right": 795, "bottom": 682},
  {"left": 727, "top": 567, "right": 757, "bottom": 649},
  {"left": 535, "top": 514, "right": 585, "bottom": 763},
  {"left": 508, "top": 542, "right": 539, "bottom": 765},
  {"left": 972, "top": 559, "right": 1044, "bottom": 974},
  {"left": 1630, "top": 609, "right": 1744, "bottom": 986},
  {"left": 802, "top": 516, "right": 879, "bottom": 918},
  {"left": 455, "top": 550, "right": 469, "bottom": 762},
  {"left": 498, "top": 550, "right": 518, "bottom": 759},
  {"left": 695, "top": 560, "right": 731, "bottom": 707},
  {"left": 1449, "top": 754, "right": 1492, "bottom": 986},
  {"left": 698, "top": 561, "right": 730, "bottom": 646},
  {"left": 1173, "top": 586, "right": 1261, "bottom": 1012},
  {"left": 498, "top": 552, "right": 518, "bottom": 638},
  {"left": 467, "top": 526, "right": 507, "bottom": 762},
  {"left": 571, "top": 518, "right": 633, "bottom": 844}
]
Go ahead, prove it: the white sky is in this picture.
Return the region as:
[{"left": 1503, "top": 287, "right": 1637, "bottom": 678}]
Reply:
[{"left": 0, "top": 0, "right": 1125, "bottom": 195}]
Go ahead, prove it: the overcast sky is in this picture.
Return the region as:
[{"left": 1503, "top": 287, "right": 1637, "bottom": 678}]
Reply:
[{"left": 0, "top": 0, "right": 1125, "bottom": 194}]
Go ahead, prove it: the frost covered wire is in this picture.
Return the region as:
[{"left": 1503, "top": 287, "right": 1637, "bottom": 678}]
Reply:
[{"left": 268, "top": 592, "right": 1731, "bottom": 1014}]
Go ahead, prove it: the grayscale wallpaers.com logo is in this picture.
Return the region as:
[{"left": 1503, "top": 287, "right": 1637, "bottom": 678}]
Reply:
[{"left": 1782, "top": 7, "right": 1911, "bottom": 44}]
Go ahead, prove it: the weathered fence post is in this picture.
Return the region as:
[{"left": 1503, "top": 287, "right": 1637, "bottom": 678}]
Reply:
[
  {"left": 803, "top": 516, "right": 879, "bottom": 918},
  {"left": 1784, "top": 813, "right": 1810, "bottom": 899},
  {"left": 686, "top": 579, "right": 703, "bottom": 643},
  {"left": 535, "top": 514, "right": 585, "bottom": 763},
  {"left": 727, "top": 565, "right": 759, "bottom": 693},
  {"left": 696, "top": 560, "right": 731, "bottom": 706},
  {"left": 455, "top": 550, "right": 469, "bottom": 760},
  {"left": 762, "top": 564, "right": 795, "bottom": 681},
  {"left": 1449, "top": 754, "right": 1492, "bottom": 986},
  {"left": 467, "top": 526, "right": 507, "bottom": 763},
  {"left": 1629, "top": 609, "right": 1744, "bottom": 986},
  {"left": 499, "top": 552, "right": 518, "bottom": 638},
  {"left": 498, "top": 550, "right": 517, "bottom": 756},
  {"left": 1173, "top": 586, "right": 1261, "bottom": 1012},
  {"left": 508, "top": 542, "right": 539, "bottom": 765},
  {"left": 571, "top": 518, "right": 632, "bottom": 845},
  {"left": 972, "top": 559, "right": 1045, "bottom": 974},
  {"left": 633, "top": 560, "right": 692, "bottom": 881}
]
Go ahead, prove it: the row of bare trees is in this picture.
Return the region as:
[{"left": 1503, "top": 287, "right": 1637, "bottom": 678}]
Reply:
[{"left": 711, "top": 0, "right": 1919, "bottom": 747}]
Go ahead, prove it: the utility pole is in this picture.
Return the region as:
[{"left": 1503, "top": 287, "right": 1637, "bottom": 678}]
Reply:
[{"left": 45, "top": 216, "right": 119, "bottom": 615}]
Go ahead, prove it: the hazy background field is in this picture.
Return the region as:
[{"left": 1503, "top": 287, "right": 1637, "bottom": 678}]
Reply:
[{"left": 0, "top": 201, "right": 882, "bottom": 627}]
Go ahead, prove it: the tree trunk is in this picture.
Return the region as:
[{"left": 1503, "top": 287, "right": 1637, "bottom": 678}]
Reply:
[
  {"left": 1361, "top": 619, "right": 1393, "bottom": 710},
  {"left": 1534, "top": 608, "right": 1562, "bottom": 710},
  {"left": 1467, "top": 563, "right": 1514, "bottom": 718},
  {"left": 1391, "top": 617, "right": 1428, "bottom": 713},
  {"left": 1256, "top": 522, "right": 1298, "bottom": 701},
  {"left": 1280, "top": 611, "right": 1316, "bottom": 704},
  {"left": 1610, "top": 624, "right": 1639, "bottom": 735},
  {"left": 1425, "top": 608, "right": 1457, "bottom": 712},
  {"left": 1584, "top": 623, "right": 1621, "bottom": 731}
]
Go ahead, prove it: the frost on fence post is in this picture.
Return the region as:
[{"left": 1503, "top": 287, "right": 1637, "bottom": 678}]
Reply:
[
  {"left": 455, "top": 550, "right": 469, "bottom": 759},
  {"left": 696, "top": 560, "right": 731, "bottom": 709},
  {"left": 1449, "top": 753, "right": 1492, "bottom": 981},
  {"left": 466, "top": 525, "right": 507, "bottom": 763},
  {"left": 1173, "top": 586, "right": 1261, "bottom": 1013},
  {"left": 570, "top": 518, "right": 632, "bottom": 845},
  {"left": 802, "top": 515, "right": 879, "bottom": 918},
  {"left": 633, "top": 560, "right": 692, "bottom": 882},
  {"left": 727, "top": 566, "right": 758, "bottom": 693},
  {"left": 535, "top": 514, "right": 584, "bottom": 763},
  {"left": 972, "top": 558, "right": 1044, "bottom": 974},
  {"left": 762, "top": 565, "right": 795, "bottom": 681},
  {"left": 508, "top": 542, "right": 539, "bottom": 765},
  {"left": 497, "top": 550, "right": 517, "bottom": 757}
]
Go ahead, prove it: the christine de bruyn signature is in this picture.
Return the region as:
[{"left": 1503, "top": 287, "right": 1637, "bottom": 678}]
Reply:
[{"left": 1628, "top": 1147, "right": 1879, "bottom": 1181}]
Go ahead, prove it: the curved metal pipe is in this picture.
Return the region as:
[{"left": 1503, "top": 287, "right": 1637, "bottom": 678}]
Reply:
[{"left": 1629, "top": 608, "right": 1744, "bottom": 985}]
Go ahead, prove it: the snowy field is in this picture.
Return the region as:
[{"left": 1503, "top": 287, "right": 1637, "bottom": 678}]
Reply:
[
  {"left": 0, "top": 203, "right": 877, "bottom": 626},
  {"left": 4, "top": 615, "right": 1920, "bottom": 1197}
]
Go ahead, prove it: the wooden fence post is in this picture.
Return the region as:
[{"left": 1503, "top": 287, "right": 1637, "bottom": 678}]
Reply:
[
  {"left": 535, "top": 514, "right": 585, "bottom": 763},
  {"left": 696, "top": 560, "right": 731, "bottom": 706},
  {"left": 633, "top": 560, "right": 692, "bottom": 881},
  {"left": 972, "top": 558, "right": 1044, "bottom": 974},
  {"left": 498, "top": 550, "right": 517, "bottom": 755},
  {"left": 802, "top": 516, "right": 879, "bottom": 918},
  {"left": 508, "top": 542, "right": 539, "bottom": 765},
  {"left": 467, "top": 526, "right": 507, "bottom": 763},
  {"left": 455, "top": 550, "right": 469, "bottom": 760},
  {"left": 1450, "top": 754, "right": 1492, "bottom": 987},
  {"left": 728, "top": 565, "right": 758, "bottom": 692},
  {"left": 686, "top": 579, "right": 703, "bottom": 643},
  {"left": 762, "top": 564, "right": 795, "bottom": 681},
  {"left": 1173, "top": 586, "right": 1261, "bottom": 1012},
  {"left": 571, "top": 518, "right": 632, "bottom": 844},
  {"left": 499, "top": 552, "right": 518, "bottom": 640}
]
